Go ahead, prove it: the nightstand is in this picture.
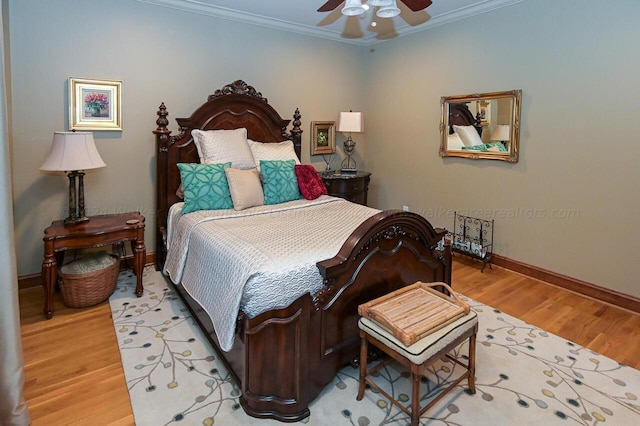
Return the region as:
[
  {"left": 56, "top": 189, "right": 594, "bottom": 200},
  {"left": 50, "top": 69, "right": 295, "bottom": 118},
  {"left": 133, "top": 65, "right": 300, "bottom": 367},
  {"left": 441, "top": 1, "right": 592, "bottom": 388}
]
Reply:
[
  {"left": 322, "top": 171, "right": 371, "bottom": 206},
  {"left": 41, "top": 212, "right": 146, "bottom": 319}
]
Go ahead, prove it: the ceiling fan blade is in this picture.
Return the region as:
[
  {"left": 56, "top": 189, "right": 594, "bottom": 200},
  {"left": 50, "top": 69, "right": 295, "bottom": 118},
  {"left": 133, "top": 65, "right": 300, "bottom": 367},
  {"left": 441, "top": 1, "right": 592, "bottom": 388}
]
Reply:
[
  {"left": 318, "top": 0, "right": 345, "bottom": 12},
  {"left": 400, "top": 0, "right": 432, "bottom": 12}
]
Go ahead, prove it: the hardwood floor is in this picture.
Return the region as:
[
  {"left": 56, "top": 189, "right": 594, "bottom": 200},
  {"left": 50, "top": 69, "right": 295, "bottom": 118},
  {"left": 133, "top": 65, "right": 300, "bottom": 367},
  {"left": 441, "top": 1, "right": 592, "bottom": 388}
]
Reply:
[{"left": 19, "top": 259, "right": 640, "bottom": 425}]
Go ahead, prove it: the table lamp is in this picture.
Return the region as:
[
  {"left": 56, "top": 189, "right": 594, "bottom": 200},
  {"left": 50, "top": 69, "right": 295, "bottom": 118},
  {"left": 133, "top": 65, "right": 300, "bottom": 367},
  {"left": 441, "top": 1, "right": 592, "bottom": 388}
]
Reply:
[
  {"left": 337, "top": 111, "right": 364, "bottom": 172},
  {"left": 40, "top": 131, "right": 106, "bottom": 225},
  {"left": 491, "top": 125, "right": 511, "bottom": 149}
]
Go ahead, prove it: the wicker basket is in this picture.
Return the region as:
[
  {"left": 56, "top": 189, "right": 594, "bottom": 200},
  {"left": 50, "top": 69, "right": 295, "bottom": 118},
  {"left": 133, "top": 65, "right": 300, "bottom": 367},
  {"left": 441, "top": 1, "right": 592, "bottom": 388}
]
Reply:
[{"left": 58, "top": 254, "right": 120, "bottom": 308}]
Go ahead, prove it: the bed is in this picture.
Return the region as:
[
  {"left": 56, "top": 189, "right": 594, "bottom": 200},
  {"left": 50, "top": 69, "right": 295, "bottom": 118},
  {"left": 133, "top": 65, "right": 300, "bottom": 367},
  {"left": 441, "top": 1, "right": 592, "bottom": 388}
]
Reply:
[
  {"left": 446, "top": 103, "right": 505, "bottom": 152},
  {"left": 152, "top": 80, "right": 452, "bottom": 422}
]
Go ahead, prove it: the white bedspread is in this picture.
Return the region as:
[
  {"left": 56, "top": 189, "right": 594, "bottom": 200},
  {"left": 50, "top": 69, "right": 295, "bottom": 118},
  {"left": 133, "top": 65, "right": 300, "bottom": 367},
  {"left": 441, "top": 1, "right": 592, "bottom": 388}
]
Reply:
[{"left": 163, "top": 195, "right": 379, "bottom": 351}]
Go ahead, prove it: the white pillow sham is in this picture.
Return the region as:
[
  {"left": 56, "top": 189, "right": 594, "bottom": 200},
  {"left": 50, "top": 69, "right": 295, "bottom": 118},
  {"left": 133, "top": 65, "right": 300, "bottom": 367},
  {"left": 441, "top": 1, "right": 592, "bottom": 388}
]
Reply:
[
  {"left": 247, "top": 139, "right": 300, "bottom": 173},
  {"left": 191, "top": 128, "right": 255, "bottom": 169},
  {"left": 453, "top": 125, "right": 484, "bottom": 147},
  {"left": 447, "top": 132, "right": 465, "bottom": 150}
]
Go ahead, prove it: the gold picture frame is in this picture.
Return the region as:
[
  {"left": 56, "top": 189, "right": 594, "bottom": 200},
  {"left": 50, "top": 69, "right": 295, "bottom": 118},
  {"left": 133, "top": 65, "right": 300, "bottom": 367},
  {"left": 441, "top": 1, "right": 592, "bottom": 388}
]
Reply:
[
  {"left": 310, "top": 121, "right": 336, "bottom": 155},
  {"left": 69, "top": 77, "right": 122, "bottom": 130}
]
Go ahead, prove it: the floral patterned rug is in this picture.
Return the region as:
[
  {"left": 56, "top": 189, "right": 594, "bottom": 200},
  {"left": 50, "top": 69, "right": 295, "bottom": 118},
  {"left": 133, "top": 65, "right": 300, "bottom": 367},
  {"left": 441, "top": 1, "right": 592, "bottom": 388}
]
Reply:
[{"left": 109, "top": 267, "right": 640, "bottom": 425}]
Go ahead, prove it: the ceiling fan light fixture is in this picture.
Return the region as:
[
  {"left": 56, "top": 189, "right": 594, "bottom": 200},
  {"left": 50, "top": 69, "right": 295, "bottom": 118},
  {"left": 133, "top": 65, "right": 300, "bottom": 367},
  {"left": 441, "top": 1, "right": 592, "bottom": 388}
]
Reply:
[
  {"left": 376, "top": 0, "right": 401, "bottom": 18},
  {"left": 368, "top": 0, "right": 393, "bottom": 6},
  {"left": 342, "top": 0, "right": 366, "bottom": 16}
]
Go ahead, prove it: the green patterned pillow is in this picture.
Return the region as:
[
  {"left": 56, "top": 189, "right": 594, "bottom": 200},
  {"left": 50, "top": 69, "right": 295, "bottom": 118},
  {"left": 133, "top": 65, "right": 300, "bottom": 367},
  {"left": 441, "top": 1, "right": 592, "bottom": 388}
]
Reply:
[
  {"left": 260, "top": 160, "right": 302, "bottom": 205},
  {"left": 461, "top": 144, "right": 488, "bottom": 151},
  {"left": 177, "top": 162, "right": 233, "bottom": 213}
]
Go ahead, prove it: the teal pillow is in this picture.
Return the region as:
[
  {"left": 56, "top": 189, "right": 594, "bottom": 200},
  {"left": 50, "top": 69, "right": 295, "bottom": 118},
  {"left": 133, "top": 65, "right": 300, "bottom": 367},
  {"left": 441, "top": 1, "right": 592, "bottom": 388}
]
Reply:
[
  {"left": 461, "top": 144, "right": 488, "bottom": 151},
  {"left": 177, "top": 162, "right": 233, "bottom": 213},
  {"left": 260, "top": 159, "right": 302, "bottom": 205}
]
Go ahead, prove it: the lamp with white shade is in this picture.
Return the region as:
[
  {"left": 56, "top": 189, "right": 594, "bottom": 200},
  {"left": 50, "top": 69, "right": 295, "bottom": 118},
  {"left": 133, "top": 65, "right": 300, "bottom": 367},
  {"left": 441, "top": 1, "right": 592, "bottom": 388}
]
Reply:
[
  {"left": 490, "top": 125, "right": 511, "bottom": 149},
  {"left": 337, "top": 111, "right": 364, "bottom": 172},
  {"left": 40, "top": 131, "right": 106, "bottom": 225}
]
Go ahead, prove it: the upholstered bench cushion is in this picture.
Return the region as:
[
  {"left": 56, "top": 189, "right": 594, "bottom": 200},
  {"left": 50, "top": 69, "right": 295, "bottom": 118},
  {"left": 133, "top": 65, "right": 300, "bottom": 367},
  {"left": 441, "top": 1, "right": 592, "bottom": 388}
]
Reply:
[{"left": 358, "top": 309, "right": 478, "bottom": 365}]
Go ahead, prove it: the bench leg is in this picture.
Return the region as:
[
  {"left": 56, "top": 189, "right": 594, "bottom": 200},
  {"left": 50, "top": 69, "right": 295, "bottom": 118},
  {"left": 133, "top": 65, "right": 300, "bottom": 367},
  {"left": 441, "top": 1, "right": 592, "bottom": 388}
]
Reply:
[
  {"left": 411, "top": 365, "right": 421, "bottom": 426},
  {"left": 357, "top": 330, "right": 368, "bottom": 401},
  {"left": 468, "top": 327, "right": 477, "bottom": 393}
]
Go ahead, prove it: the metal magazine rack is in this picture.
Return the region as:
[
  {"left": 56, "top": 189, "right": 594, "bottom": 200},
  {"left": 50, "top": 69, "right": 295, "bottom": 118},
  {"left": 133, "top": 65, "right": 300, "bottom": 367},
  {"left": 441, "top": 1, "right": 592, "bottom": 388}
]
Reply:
[{"left": 447, "top": 212, "right": 494, "bottom": 272}]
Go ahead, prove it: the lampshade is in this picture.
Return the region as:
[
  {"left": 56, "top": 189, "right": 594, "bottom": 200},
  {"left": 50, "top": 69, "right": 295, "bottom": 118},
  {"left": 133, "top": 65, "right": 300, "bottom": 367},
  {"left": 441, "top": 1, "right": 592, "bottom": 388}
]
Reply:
[
  {"left": 40, "top": 131, "right": 106, "bottom": 172},
  {"left": 491, "top": 125, "right": 511, "bottom": 141},
  {"left": 342, "top": 0, "right": 366, "bottom": 16},
  {"left": 337, "top": 112, "right": 364, "bottom": 133},
  {"left": 377, "top": 0, "right": 401, "bottom": 18}
]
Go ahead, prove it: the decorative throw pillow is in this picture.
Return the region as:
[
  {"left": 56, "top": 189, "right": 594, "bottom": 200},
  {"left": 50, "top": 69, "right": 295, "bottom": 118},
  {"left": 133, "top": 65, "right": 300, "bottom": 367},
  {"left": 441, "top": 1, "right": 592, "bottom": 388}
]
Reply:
[
  {"left": 191, "top": 128, "right": 255, "bottom": 169},
  {"left": 248, "top": 139, "right": 300, "bottom": 173},
  {"left": 177, "top": 162, "right": 233, "bottom": 213},
  {"left": 294, "top": 164, "right": 327, "bottom": 200},
  {"left": 260, "top": 160, "right": 302, "bottom": 205},
  {"left": 485, "top": 142, "right": 508, "bottom": 152},
  {"left": 224, "top": 168, "right": 264, "bottom": 211},
  {"left": 461, "top": 144, "right": 488, "bottom": 151},
  {"left": 453, "top": 125, "right": 484, "bottom": 147}
]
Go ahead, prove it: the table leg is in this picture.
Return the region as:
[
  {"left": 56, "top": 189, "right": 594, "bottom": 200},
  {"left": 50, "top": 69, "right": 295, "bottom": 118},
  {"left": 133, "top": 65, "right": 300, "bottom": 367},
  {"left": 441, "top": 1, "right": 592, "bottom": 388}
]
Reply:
[
  {"left": 42, "top": 246, "right": 57, "bottom": 319},
  {"left": 132, "top": 238, "right": 146, "bottom": 297}
]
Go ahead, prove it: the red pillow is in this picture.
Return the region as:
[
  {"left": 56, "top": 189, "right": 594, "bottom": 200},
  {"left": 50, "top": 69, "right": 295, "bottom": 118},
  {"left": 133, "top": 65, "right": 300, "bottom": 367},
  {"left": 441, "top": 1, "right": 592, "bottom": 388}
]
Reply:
[{"left": 294, "top": 165, "right": 327, "bottom": 200}]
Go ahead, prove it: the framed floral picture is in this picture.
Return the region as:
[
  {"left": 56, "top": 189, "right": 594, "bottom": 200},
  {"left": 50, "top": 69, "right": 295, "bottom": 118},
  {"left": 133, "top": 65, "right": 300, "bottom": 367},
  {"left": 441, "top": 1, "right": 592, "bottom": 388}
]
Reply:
[
  {"left": 310, "top": 121, "right": 335, "bottom": 155},
  {"left": 68, "top": 77, "right": 122, "bottom": 130}
]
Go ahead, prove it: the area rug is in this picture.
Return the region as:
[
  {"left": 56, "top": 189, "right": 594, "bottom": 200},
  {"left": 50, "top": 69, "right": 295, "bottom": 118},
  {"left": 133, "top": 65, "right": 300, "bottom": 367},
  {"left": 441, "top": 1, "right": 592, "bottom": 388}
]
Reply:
[{"left": 109, "top": 268, "right": 640, "bottom": 425}]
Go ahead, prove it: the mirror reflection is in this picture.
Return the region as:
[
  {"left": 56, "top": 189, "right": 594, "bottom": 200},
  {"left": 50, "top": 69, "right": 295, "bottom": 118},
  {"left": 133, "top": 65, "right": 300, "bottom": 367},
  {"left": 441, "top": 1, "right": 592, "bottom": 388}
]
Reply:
[{"left": 440, "top": 90, "right": 522, "bottom": 162}]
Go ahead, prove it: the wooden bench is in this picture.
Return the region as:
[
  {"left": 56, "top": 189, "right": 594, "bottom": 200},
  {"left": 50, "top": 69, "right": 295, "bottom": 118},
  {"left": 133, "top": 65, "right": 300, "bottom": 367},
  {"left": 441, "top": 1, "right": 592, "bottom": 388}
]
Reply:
[{"left": 357, "top": 282, "right": 478, "bottom": 426}]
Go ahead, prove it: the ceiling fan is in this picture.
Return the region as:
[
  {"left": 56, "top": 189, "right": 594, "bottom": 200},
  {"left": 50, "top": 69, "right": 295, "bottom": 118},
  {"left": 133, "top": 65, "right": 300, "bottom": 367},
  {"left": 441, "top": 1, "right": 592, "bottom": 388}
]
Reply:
[{"left": 318, "top": 0, "right": 433, "bottom": 18}]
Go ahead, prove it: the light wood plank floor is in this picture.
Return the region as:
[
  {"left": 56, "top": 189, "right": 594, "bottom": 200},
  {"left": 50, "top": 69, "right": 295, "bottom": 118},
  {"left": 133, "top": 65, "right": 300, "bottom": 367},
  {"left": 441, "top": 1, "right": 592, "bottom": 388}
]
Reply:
[{"left": 19, "top": 259, "right": 640, "bottom": 425}]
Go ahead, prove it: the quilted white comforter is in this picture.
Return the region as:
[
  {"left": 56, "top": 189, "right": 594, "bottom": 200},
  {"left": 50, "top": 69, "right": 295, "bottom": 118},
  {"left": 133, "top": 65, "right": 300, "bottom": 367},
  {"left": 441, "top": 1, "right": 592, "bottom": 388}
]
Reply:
[{"left": 163, "top": 195, "right": 379, "bottom": 351}]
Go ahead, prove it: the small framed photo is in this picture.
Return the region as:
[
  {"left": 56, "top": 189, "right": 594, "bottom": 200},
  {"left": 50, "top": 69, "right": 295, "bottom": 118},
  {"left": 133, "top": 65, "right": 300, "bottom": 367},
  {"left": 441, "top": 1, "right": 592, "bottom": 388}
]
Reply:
[
  {"left": 476, "top": 100, "right": 491, "bottom": 126},
  {"left": 69, "top": 77, "right": 122, "bottom": 130},
  {"left": 310, "top": 121, "right": 336, "bottom": 155}
]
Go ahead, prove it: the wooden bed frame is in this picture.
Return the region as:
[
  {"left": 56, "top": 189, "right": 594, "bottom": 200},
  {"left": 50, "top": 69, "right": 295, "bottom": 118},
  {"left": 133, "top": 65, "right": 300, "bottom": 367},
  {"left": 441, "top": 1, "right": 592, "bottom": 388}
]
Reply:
[{"left": 152, "top": 80, "right": 452, "bottom": 422}]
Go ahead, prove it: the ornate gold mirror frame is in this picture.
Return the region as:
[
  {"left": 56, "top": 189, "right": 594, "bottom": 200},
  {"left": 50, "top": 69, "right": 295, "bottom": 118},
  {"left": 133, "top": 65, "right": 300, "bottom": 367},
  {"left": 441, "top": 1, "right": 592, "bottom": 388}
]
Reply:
[{"left": 440, "top": 90, "right": 522, "bottom": 163}]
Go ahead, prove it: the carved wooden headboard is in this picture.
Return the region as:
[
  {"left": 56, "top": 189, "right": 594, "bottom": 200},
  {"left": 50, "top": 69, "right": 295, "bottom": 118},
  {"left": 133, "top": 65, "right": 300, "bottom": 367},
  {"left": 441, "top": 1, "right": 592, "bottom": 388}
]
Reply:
[
  {"left": 448, "top": 102, "right": 483, "bottom": 136},
  {"left": 152, "top": 80, "right": 302, "bottom": 267}
]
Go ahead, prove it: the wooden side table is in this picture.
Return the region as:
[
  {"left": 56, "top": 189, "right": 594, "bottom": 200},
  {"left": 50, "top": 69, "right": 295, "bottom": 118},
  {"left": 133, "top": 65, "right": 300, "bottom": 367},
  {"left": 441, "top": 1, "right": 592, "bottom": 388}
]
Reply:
[
  {"left": 42, "top": 212, "right": 146, "bottom": 319},
  {"left": 322, "top": 171, "right": 371, "bottom": 206}
]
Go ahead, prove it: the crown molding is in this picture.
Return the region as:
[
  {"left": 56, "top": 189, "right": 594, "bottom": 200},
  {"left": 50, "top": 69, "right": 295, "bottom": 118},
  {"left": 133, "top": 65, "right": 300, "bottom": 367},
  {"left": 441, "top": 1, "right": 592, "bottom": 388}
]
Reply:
[{"left": 136, "top": 0, "right": 526, "bottom": 46}]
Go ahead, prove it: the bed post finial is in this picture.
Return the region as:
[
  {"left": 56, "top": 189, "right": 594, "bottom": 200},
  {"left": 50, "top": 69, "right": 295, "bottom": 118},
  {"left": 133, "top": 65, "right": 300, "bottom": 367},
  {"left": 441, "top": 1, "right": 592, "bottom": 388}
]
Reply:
[
  {"left": 290, "top": 107, "right": 302, "bottom": 159},
  {"left": 153, "top": 102, "right": 171, "bottom": 150},
  {"left": 154, "top": 103, "right": 170, "bottom": 133}
]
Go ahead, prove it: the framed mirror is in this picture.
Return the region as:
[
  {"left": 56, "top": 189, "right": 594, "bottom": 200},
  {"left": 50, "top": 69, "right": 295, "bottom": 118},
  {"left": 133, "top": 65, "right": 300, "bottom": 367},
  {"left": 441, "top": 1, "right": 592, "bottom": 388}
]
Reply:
[{"left": 440, "top": 90, "right": 522, "bottom": 162}]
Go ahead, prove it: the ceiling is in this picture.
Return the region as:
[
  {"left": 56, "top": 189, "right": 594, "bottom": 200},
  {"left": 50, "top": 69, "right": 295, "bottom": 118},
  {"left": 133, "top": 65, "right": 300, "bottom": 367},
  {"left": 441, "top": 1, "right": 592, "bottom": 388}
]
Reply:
[{"left": 136, "top": 0, "right": 526, "bottom": 45}]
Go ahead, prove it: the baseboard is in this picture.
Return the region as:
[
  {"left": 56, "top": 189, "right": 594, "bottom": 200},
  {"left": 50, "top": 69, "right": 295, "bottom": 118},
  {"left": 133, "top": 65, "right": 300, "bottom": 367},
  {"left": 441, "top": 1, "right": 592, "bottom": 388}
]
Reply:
[
  {"left": 20, "top": 251, "right": 640, "bottom": 314},
  {"left": 491, "top": 254, "right": 640, "bottom": 314},
  {"left": 18, "top": 252, "right": 157, "bottom": 292}
]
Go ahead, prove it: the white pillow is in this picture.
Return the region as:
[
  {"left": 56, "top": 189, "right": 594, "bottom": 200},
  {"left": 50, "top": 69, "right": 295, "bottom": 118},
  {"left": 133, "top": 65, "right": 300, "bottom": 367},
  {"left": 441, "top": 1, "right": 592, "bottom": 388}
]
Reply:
[
  {"left": 224, "top": 168, "right": 264, "bottom": 211},
  {"left": 191, "top": 128, "right": 255, "bottom": 169},
  {"left": 247, "top": 139, "right": 300, "bottom": 172},
  {"left": 447, "top": 132, "right": 465, "bottom": 150},
  {"left": 453, "top": 125, "right": 484, "bottom": 147}
]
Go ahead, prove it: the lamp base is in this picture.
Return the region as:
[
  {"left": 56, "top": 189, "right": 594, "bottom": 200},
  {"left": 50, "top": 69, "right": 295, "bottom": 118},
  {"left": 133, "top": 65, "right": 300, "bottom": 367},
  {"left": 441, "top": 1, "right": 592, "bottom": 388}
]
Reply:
[
  {"left": 64, "top": 170, "right": 91, "bottom": 226},
  {"left": 341, "top": 153, "right": 357, "bottom": 173},
  {"left": 64, "top": 215, "right": 90, "bottom": 226}
]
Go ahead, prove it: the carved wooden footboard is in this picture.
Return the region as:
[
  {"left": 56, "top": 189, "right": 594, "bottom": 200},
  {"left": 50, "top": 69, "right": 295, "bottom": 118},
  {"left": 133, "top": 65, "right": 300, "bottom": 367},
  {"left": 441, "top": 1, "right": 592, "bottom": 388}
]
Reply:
[{"left": 176, "top": 209, "right": 450, "bottom": 421}]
